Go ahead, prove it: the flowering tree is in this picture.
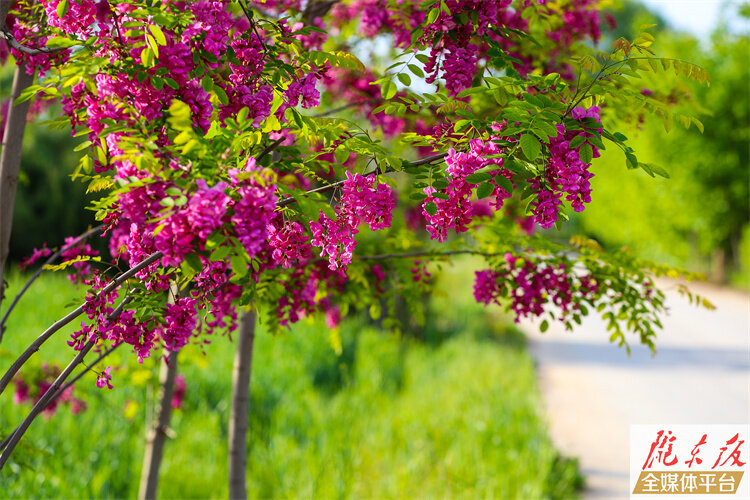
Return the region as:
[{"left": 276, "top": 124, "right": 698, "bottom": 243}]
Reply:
[{"left": 0, "top": 0, "right": 712, "bottom": 496}]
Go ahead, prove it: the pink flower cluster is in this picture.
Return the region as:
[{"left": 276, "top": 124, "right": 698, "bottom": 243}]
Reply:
[
  {"left": 19, "top": 244, "right": 52, "bottom": 271},
  {"left": 268, "top": 220, "right": 311, "bottom": 269},
  {"left": 159, "top": 297, "right": 199, "bottom": 352},
  {"left": 473, "top": 253, "right": 599, "bottom": 325},
  {"left": 96, "top": 366, "right": 113, "bottom": 389},
  {"left": 60, "top": 236, "right": 100, "bottom": 284},
  {"left": 311, "top": 172, "right": 395, "bottom": 270},
  {"left": 172, "top": 375, "right": 187, "bottom": 409},
  {"left": 283, "top": 73, "right": 321, "bottom": 112},
  {"left": 276, "top": 262, "right": 346, "bottom": 326},
  {"left": 529, "top": 106, "right": 601, "bottom": 228},
  {"left": 13, "top": 364, "right": 87, "bottom": 415},
  {"left": 422, "top": 138, "right": 513, "bottom": 241},
  {"left": 42, "top": 0, "right": 101, "bottom": 37}
]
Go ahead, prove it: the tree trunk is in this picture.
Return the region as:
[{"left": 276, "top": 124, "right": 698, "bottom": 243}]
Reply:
[
  {"left": 710, "top": 247, "right": 727, "bottom": 284},
  {"left": 228, "top": 310, "right": 257, "bottom": 500},
  {"left": 138, "top": 350, "right": 179, "bottom": 500},
  {"left": 0, "top": 65, "right": 34, "bottom": 310}
]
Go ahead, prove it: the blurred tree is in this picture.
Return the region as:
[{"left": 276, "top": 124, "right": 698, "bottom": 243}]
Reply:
[
  {"left": 579, "top": 3, "right": 749, "bottom": 283},
  {"left": 10, "top": 119, "right": 96, "bottom": 261}
]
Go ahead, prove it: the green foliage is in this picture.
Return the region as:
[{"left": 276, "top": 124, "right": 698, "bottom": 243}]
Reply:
[
  {"left": 578, "top": 20, "right": 749, "bottom": 282},
  {"left": 0, "top": 272, "right": 582, "bottom": 499}
]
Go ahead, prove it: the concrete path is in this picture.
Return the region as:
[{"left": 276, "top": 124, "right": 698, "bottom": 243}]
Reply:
[{"left": 521, "top": 281, "right": 750, "bottom": 499}]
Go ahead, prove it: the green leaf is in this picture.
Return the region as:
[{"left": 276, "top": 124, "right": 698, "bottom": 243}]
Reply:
[
  {"left": 494, "top": 174, "right": 514, "bottom": 194},
  {"left": 213, "top": 85, "right": 229, "bottom": 105},
  {"left": 201, "top": 75, "right": 214, "bottom": 91},
  {"left": 381, "top": 80, "right": 397, "bottom": 100},
  {"left": 540, "top": 319, "right": 549, "bottom": 333},
  {"left": 520, "top": 134, "right": 541, "bottom": 161},
  {"left": 476, "top": 181, "right": 494, "bottom": 199},
  {"left": 465, "top": 172, "right": 491, "bottom": 184},
  {"left": 334, "top": 147, "right": 349, "bottom": 164},
  {"left": 568, "top": 135, "right": 586, "bottom": 149},
  {"left": 397, "top": 73, "right": 411, "bottom": 86},
  {"left": 407, "top": 64, "right": 424, "bottom": 78},
  {"left": 625, "top": 152, "right": 638, "bottom": 170},
  {"left": 184, "top": 253, "right": 203, "bottom": 272},
  {"left": 426, "top": 7, "right": 440, "bottom": 24},
  {"left": 140, "top": 46, "right": 155, "bottom": 67},
  {"left": 57, "top": 0, "right": 69, "bottom": 18},
  {"left": 578, "top": 143, "right": 593, "bottom": 164},
  {"left": 163, "top": 78, "right": 179, "bottom": 90},
  {"left": 231, "top": 255, "right": 248, "bottom": 278},
  {"left": 148, "top": 24, "right": 167, "bottom": 46},
  {"left": 424, "top": 201, "right": 438, "bottom": 216},
  {"left": 536, "top": 120, "right": 560, "bottom": 139},
  {"left": 648, "top": 164, "right": 670, "bottom": 178}
]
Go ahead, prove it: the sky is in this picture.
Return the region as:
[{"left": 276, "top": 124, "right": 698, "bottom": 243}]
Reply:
[{"left": 640, "top": 0, "right": 747, "bottom": 39}]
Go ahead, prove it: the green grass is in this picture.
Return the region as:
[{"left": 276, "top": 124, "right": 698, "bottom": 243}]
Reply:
[{"left": 0, "top": 267, "right": 582, "bottom": 499}]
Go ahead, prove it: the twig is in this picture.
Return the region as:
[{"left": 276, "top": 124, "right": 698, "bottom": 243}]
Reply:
[
  {"left": 0, "top": 27, "right": 70, "bottom": 56},
  {"left": 0, "top": 252, "right": 162, "bottom": 397},
  {"left": 0, "top": 225, "right": 104, "bottom": 341},
  {"left": 356, "top": 249, "right": 493, "bottom": 261},
  {"left": 256, "top": 137, "right": 285, "bottom": 161},
  {"left": 312, "top": 98, "right": 380, "bottom": 118},
  {"left": 0, "top": 309, "right": 127, "bottom": 453},
  {"left": 0, "top": 293, "right": 133, "bottom": 468},
  {"left": 0, "top": 341, "right": 94, "bottom": 469},
  {"left": 57, "top": 341, "right": 123, "bottom": 397},
  {"left": 276, "top": 152, "right": 447, "bottom": 207}
]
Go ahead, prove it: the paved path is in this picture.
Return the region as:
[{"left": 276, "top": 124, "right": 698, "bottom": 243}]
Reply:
[{"left": 521, "top": 281, "right": 750, "bottom": 499}]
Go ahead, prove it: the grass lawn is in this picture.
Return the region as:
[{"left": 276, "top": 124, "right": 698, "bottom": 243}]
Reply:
[{"left": 0, "top": 264, "right": 582, "bottom": 499}]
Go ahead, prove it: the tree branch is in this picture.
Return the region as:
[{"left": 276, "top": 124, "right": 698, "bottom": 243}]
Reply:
[
  {"left": 0, "top": 27, "right": 69, "bottom": 55},
  {"left": 0, "top": 315, "right": 126, "bottom": 453},
  {"left": 138, "top": 350, "right": 179, "bottom": 500},
  {"left": 0, "top": 294, "right": 132, "bottom": 468},
  {"left": 256, "top": 137, "right": 285, "bottom": 162},
  {"left": 0, "top": 251, "right": 162, "bottom": 397},
  {"left": 355, "top": 249, "right": 493, "bottom": 261},
  {"left": 0, "top": 225, "right": 104, "bottom": 342},
  {"left": 276, "top": 152, "right": 448, "bottom": 207}
]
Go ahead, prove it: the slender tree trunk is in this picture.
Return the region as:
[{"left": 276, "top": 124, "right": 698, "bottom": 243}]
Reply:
[
  {"left": 138, "top": 350, "right": 179, "bottom": 500},
  {"left": 0, "top": 65, "right": 34, "bottom": 310},
  {"left": 228, "top": 310, "right": 257, "bottom": 500},
  {"left": 138, "top": 283, "right": 181, "bottom": 500}
]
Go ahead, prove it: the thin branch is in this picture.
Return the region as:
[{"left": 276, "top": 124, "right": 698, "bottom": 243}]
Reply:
[
  {"left": 0, "top": 309, "right": 127, "bottom": 453},
  {"left": 0, "top": 27, "right": 69, "bottom": 55},
  {"left": 355, "top": 249, "right": 493, "bottom": 261},
  {"left": 0, "top": 252, "right": 162, "bottom": 397},
  {"left": 0, "top": 225, "right": 104, "bottom": 341},
  {"left": 312, "top": 98, "right": 380, "bottom": 118},
  {"left": 0, "top": 341, "right": 94, "bottom": 469},
  {"left": 57, "top": 341, "right": 122, "bottom": 398},
  {"left": 256, "top": 137, "right": 285, "bottom": 162},
  {"left": 276, "top": 152, "right": 448, "bottom": 207},
  {"left": 0, "top": 292, "right": 133, "bottom": 468}
]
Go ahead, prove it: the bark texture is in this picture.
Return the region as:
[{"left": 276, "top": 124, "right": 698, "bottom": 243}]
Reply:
[
  {"left": 228, "top": 310, "right": 257, "bottom": 500},
  {"left": 138, "top": 349, "right": 179, "bottom": 500},
  {"left": 0, "top": 65, "right": 33, "bottom": 311}
]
